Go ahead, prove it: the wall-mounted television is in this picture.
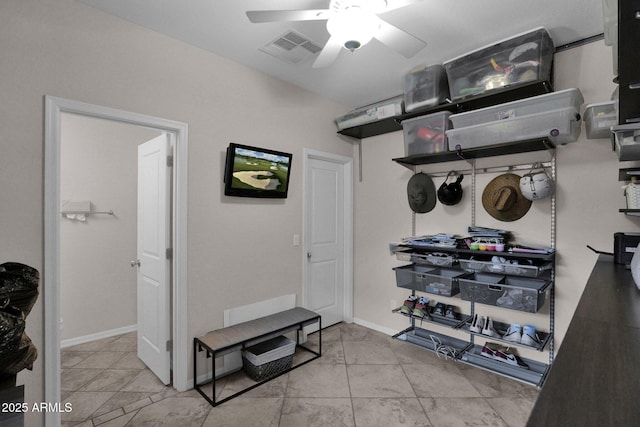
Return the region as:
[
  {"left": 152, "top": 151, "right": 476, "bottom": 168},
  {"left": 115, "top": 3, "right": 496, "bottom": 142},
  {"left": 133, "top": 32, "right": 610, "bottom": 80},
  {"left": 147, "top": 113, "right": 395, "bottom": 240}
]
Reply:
[{"left": 223, "top": 143, "right": 293, "bottom": 198}]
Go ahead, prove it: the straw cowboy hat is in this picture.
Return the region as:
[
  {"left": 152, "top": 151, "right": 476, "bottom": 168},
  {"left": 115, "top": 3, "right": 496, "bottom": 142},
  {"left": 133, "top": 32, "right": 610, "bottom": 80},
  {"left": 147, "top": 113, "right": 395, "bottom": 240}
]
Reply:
[
  {"left": 407, "top": 172, "right": 437, "bottom": 213},
  {"left": 482, "top": 173, "right": 532, "bottom": 222}
]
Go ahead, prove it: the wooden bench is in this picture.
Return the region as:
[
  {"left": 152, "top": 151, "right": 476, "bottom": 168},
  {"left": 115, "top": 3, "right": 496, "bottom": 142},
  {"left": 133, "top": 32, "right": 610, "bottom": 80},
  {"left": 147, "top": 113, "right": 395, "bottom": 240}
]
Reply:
[{"left": 193, "top": 307, "right": 321, "bottom": 406}]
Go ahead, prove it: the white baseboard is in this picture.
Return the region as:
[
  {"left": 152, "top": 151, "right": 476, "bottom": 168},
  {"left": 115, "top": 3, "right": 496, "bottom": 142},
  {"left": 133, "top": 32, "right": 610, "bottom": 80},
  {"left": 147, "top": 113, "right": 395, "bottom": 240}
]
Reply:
[
  {"left": 352, "top": 317, "right": 397, "bottom": 336},
  {"left": 60, "top": 324, "right": 137, "bottom": 348}
]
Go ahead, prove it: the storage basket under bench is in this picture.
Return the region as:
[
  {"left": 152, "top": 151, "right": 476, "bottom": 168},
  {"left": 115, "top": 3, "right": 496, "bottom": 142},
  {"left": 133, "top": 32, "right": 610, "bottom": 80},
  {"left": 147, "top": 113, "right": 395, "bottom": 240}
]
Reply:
[{"left": 193, "top": 307, "right": 321, "bottom": 406}]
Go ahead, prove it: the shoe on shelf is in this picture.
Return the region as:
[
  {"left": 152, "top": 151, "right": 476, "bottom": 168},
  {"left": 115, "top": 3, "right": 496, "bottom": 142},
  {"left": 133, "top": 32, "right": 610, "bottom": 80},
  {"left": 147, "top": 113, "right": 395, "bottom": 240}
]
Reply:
[
  {"left": 469, "top": 314, "right": 485, "bottom": 334},
  {"left": 483, "top": 343, "right": 529, "bottom": 369},
  {"left": 481, "top": 344, "right": 496, "bottom": 359},
  {"left": 445, "top": 305, "right": 458, "bottom": 319},
  {"left": 400, "top": 295, "right": 417, "bottom": 315},
  {"left": 493, "top": 346, "right": 530, "bottom": 369},
  {"left": 413, "top": 297, "right": 430, "bottom": 319},
  {"left": 481, "top": 317, "right": 499, "bottom": 338},
  {"left": 521, "top": 325, "right": 542, "bottom": 347},
  {"left": 434, "top": 302, "right": 446, "bottom": 316},
  {"left": 503, "top": 323, "right": 522, "bottom": 343}
]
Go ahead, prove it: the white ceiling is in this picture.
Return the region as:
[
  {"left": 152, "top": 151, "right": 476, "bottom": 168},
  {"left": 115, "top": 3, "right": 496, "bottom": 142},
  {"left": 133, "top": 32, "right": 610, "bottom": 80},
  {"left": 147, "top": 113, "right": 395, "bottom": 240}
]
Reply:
[{"left": 79, "top": 0, "right": 605, "bottom": 109}]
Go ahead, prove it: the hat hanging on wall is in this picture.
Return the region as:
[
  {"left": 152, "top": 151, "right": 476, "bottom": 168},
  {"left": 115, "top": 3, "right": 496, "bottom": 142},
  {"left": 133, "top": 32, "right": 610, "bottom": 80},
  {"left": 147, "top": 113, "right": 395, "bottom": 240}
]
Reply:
[
  {"left": 407, "top": 172, "right": 437, "bottom": 213},
  {"left": 437, "top": 171, "right": 464, "bottom": 206},
  {"left": 482, "top": 173, "right": 532, "bottom": 222},
  {"left": 519, "top": 164, "right": 555, "bottom": 201}
]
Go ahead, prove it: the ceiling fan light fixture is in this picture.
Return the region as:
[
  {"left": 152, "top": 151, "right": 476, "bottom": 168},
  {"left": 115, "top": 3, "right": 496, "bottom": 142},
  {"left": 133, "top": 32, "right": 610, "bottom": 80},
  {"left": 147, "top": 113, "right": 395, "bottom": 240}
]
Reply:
[{"left": 326, "top": 6, "right": 379, "bottom": 51}]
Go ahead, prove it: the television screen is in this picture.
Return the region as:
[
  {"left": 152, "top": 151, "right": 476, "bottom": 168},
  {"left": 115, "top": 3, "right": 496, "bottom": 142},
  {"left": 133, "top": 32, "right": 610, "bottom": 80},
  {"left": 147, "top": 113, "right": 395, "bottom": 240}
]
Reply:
[{"left": 224, "top": 143, "right": 292, "bottom": 198}]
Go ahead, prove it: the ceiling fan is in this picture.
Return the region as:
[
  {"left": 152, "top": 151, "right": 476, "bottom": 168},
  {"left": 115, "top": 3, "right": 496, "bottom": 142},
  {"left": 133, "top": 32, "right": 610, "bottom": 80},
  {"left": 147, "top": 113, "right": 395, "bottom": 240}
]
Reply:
[{"left": 246, "top": 0, "right": 426, "bottom": 68}]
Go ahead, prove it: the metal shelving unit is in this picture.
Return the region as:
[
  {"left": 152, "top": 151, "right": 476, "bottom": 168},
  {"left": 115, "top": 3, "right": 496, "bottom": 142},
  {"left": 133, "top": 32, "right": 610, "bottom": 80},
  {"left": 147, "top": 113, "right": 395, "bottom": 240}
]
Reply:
[{"left": 390, "top": 135, "right": 557, "bottom": 388}]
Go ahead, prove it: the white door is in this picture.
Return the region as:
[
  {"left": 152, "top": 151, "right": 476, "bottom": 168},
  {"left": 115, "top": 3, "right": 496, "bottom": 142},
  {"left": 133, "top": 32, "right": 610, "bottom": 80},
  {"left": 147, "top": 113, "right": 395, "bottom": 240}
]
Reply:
[
  {"left": 136, "top": 134, "right": 171, "bottom": 385},
  {"left": 305, "top": 157, "right": 345, "bottom": 327}
]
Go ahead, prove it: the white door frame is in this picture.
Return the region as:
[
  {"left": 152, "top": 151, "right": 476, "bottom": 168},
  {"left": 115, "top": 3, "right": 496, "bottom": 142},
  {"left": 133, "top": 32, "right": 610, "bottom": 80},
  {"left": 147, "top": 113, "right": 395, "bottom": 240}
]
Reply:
[
  {"left": 303, "top": 148, "right": 354, "bottom": 323},
  {"left": 44, "top": 96, "right": 189, "bottom": 426}
]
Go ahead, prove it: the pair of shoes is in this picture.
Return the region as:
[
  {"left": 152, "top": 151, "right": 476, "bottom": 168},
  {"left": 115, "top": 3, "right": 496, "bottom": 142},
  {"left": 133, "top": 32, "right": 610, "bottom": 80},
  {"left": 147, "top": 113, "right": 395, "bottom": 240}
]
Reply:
[
  {"left": 504, "top": 324, "right": 541, "bottom": 346},
  {"left": 400, "top": 295, "right": 417, "bottom": 315},
  {"left": 412, "top": 296, "right": 431, "bottom": 319},
  {"left": 469, "top": 314, "right": 498, "bottom": 337},
  {"left": 434, "top": 302, "right": 458, "bottom": 319},
  {"left": 481, "top": 343, "right": 529, "bottom": 369}
]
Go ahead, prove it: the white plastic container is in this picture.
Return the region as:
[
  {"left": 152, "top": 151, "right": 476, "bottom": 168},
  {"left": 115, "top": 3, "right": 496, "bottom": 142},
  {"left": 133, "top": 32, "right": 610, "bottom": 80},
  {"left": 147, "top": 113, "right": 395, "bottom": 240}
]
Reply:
[
  {"left": 612, "top": 124, "right": 640, "bottom": 161},
  {"left": 335, "top": 96, "right": 403, "bottom": 130},
  {"left": 449, "top": 88, "right": 584, "bottom": 129},
  {"left": 625, "top": 178, "right": 640, "bottom": 209},
  {"left": 584, "top": 101, "right": 617, "bottom": 139},
  {"left": 446, "top": 107, "right": 582, "bottom": 150}
]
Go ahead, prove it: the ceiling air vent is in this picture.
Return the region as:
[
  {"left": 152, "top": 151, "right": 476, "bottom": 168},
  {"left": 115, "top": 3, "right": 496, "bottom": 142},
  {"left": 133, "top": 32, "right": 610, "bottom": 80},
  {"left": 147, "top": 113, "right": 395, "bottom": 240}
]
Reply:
[{"left": 260, "top": 30, "right": 322, "bottom": 64}]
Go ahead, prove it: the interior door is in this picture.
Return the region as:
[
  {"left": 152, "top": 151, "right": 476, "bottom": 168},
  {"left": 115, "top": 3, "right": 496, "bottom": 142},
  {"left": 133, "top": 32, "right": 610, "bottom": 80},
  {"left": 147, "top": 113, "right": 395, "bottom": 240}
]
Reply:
[
  {"left": 136, "top": 133, "right": 171, "bottom": 385},
  {"left": 305, "top": 157, "right": 345, "bottom": 328}
]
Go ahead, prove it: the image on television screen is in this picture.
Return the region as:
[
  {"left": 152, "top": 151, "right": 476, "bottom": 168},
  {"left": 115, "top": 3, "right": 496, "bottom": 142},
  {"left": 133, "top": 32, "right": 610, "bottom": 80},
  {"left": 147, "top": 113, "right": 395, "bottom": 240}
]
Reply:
[{"left": 229, "top": 146, "right": 291, "bottom": 194}]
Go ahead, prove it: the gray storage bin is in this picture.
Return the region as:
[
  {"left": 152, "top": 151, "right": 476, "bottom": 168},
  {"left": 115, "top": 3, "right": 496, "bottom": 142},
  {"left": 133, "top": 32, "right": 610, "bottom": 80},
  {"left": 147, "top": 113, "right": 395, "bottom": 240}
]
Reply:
[
  {"left": 459, "top": 273, "right": 550, "bottom": 313},
  {"left": 393, "top": 264, "right": 467, "bottom": 296},
  {"left": 459, "top": 258, "right": 551, "bottom": 278},
  {"left": 242, "top": 336, "right": 296, "bottom": 381}
]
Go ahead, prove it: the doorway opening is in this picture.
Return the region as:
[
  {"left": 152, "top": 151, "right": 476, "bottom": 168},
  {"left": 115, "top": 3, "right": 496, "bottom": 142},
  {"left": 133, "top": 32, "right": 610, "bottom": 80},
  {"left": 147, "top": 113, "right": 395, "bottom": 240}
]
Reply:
[{"left": 44, "top": 96, "right": 189, "bottom": 426}]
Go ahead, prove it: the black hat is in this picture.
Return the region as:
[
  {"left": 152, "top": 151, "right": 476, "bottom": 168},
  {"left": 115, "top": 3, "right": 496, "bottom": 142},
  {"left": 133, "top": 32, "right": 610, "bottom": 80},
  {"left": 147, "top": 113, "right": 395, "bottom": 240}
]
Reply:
[{"left": 407, "top": 173, "right": 436, "bottom": 213}]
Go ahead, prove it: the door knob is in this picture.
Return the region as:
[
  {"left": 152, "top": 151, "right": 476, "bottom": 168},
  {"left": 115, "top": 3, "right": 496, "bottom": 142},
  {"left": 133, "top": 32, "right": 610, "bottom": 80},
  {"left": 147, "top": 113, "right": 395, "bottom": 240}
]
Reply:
[
  {"left": 130, "top": 259, "right": 141, "bottom": 267},
  {"left": 307, "top": 252, "right": 312, "bottom": 259}
]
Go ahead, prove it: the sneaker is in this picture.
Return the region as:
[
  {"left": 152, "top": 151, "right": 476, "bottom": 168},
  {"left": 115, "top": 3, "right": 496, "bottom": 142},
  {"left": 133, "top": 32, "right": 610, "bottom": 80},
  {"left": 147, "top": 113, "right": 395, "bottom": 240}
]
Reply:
[
  {"left": 434, "top": 302, "right": 446, "bottom": 316},
  {"left": 484, "top": 343, "right": 529, "bottom": 369},
  {"left": 481, "top": 317, "right": 499, "bottom": 338},
  {"left": 503, "top": 324, "right": 522, "bottom": 343},
  {"left": 400, "top": 295, "right": 417, "bottom": 315},
  {"left": 493, "top": 346, "right": 529, "bottom": 369},
  {"left": 445, "top": 305, "right": 457, "bottom": 319},
  {"left": 412, "top": 297, "right": 430, "bottom": 319},
  {"left": 481, "top": 344, "right": 496, "bottom": 359},
  {"left": 521, "top": 325, "right": 542, "bottom": 347},
  {"left": 469, "top": 314, "right": 485, "bottom": 334}
]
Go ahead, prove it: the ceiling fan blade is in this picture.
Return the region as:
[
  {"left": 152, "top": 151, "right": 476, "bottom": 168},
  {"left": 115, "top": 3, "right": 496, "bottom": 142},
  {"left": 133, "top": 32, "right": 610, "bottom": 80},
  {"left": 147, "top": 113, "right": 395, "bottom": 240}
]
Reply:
[
  {"left": 312, "top": 36, "right": 343, "bottom": 68},
  {"left": 246, "top": 9, "right": 330, "bottom": 23},
  {"left": 374, "top": 17, "right": 426, "bottom": 58},
  {"left": 380, "top": 0, "right": 423, "bottom": 13}
]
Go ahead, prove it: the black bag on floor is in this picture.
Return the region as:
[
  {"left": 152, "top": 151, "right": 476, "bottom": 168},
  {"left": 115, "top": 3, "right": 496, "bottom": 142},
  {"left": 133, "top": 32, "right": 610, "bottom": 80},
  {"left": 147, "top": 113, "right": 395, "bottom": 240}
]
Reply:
[
  {"left": 0, "top": 333, "right": 37, "bottom": 376},
  {"left": 0, "top": 302, "right": 25, "bottom": 355},
  {"left": 0, "top": 262, "right": 40, "bottom": 317}
]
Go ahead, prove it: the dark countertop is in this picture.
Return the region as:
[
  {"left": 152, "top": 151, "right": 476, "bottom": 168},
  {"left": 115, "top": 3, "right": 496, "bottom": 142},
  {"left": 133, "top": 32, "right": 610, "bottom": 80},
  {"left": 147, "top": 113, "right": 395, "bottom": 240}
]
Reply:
[{"left": 527, "top": 255, "right": 640, "bottom": 426}]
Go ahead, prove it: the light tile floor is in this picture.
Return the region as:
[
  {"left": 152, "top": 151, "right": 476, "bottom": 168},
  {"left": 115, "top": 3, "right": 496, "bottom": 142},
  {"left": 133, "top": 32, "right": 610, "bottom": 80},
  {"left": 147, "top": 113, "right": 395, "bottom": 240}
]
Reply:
[{"left": 60, "top": 323, "right": 539, "bottom": 426}]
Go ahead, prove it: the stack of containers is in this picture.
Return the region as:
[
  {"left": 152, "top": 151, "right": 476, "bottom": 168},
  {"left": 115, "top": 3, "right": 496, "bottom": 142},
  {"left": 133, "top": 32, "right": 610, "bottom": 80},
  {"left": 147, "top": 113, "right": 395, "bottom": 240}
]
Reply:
[
  {"left": 401, "top": 63, "right": 452, "bottom": 156},
  {"left": 443, "top": 28, "right": 554, "bottom": 102},
  {"left": 445, "top": 88, "right": 584, "bottom": 151}
]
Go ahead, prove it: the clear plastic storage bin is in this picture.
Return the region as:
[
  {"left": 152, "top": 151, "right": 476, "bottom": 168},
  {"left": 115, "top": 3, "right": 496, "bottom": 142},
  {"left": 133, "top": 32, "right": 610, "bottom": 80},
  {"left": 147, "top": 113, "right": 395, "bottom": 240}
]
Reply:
[
  {"left": 612, "top": 124, "right": 640, "bottom": 161},
  {"left": 443, "top": 28, "right": 554, "bottom": 102},
  {"left": 584, "top": 101, "right": 617, "bottom": 139},
  {"left": 402, "top": 111, "right": 452, "bottom": 156},
  {"left": 446, "top": 106, "right": 581, "bottom": 150},
  {"left": 403, "top": 64, "right": 450, "bottom": 112},
  {"left": 449, "top": 88, "right": 584, "bottom": 129}
]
